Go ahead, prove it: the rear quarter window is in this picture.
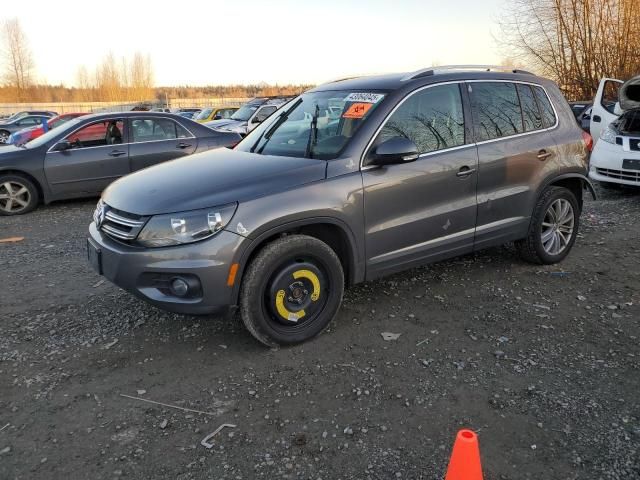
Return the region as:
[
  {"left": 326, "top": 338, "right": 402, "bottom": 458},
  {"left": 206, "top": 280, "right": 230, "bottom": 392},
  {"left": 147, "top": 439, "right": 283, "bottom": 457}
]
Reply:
[{"left": 532, "top": 86, "right": 557, "bottom": 128}]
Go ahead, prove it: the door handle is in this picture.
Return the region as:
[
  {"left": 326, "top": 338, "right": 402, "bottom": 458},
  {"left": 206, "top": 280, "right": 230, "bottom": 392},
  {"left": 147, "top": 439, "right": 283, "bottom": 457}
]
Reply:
[
  {"left": 108, "top": 150, "right": 126, "bottom": 157},
  {"left": 177, "top": 142, "right": 192, "bottom": 149},
  {"left": 592, "top": 115, "right": 601, "bottom": 123},
  {"left": 537, "top": 150, "right": 552, "bottom": 161},
  {"left": 456, "top": 166, "right": 476, "bottom": 178}
]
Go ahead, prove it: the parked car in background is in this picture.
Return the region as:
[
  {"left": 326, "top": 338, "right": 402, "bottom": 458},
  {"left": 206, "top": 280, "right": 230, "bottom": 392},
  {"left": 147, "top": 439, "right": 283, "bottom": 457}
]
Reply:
[
  {"left": 569, "top": 101, "right": 591, "bottom": 118},
  {"left": 204, "top": 97, "right": 293, "bottom": 136},
  {"left": 0, "top": 115, "right": 53, "bottom": 144},
  {"left": 194, "top": 106, "right": 239, "bottom": 123},
  {"left": 0, "top": 112, "right": 241, "bottom": 215},
  {"left": 4, "top": 110, "right": 58, "bottom": 121},
  {"left": 176, "top": 111, "right": 197, "bottom": 119},
  {"left": 7, "top": 113, "right": 88, "bottom": 146},
  {"left": 589, "top": 75, "right": 640, "bottom": 189},
  {"left": 577, "top": 105, "right": 592, "bottom": 132},
  {"left": 87, "top": 66, "right": 594, "bottom": 346},
  {"left": 569, "top": 101, "right": 592, "bottom": 132}
]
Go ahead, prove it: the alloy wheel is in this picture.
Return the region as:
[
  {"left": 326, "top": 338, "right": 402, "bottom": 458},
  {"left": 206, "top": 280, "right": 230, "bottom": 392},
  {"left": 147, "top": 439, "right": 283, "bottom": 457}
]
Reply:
[
  {"left": 0, "top": 181, "right": 31, "bottom": 214},
  {"left": 0, "top": 131, "right": 8, "bottom": 144},
  {"left": 541, "top": 198, "right": 574, "bottom": 255}
]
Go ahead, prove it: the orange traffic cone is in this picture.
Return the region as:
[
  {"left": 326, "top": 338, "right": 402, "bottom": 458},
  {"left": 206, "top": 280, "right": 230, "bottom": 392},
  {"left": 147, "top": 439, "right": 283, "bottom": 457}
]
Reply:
[{"left": 444, "top": 429, "right": 483, "bottom": 480}]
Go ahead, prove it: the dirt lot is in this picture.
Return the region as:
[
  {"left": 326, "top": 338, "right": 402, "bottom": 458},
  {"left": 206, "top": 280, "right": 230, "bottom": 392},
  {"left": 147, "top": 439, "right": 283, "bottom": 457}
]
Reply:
[{"left": 1, "top": 186, "right": 638, "bottom": 480}]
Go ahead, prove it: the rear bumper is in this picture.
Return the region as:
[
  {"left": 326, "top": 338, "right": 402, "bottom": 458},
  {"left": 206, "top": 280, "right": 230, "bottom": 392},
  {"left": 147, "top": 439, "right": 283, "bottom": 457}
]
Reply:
[{"left": 88, "top": 222, "right": 246, "bottom": 315}]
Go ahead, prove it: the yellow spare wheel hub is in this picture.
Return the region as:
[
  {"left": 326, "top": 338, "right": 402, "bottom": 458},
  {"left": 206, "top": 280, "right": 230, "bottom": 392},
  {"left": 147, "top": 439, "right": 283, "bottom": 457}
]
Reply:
[{"left": 268, "top": 264, "right": 325, "bottom": 325}]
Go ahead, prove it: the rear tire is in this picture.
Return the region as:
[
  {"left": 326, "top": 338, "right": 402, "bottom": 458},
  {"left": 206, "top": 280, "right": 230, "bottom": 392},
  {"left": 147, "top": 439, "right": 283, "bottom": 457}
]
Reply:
[
  {"left": 0, "top": 174, "right": 40, "bottom": 215},
  {"left": 516, "top": 186, "right": 579, "bottom": 264},
  {"left": 0, "top": 130, "right": 9, "bottom": 144},
  {"left": 239, "top": 234, "right": 344, "bottom": 347}
]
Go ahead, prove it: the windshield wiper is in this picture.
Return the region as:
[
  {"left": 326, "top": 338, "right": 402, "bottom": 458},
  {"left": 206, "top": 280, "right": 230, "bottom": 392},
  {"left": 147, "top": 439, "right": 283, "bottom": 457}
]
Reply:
[
  {"left": 251, "top": 98, "right": 303, "bottom": 153},
  {"left": 304, "top": 104, "right": 320, "bottom": 159}
]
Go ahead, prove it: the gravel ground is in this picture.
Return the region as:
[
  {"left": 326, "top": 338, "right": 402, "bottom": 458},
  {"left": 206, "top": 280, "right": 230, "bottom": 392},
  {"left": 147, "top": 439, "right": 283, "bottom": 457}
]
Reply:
[{"left": 0, "top": 186, "right": 639, "bottom": 480}]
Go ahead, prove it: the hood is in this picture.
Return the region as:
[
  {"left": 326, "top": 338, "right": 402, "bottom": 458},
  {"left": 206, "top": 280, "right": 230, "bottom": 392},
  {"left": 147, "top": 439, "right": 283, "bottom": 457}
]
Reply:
[
  {"left": 619, "top": 75, "right": 640, "bottom": 112},
  {"left": 204, "top": 119, "right": 240, "bottom": 129},
  {"left": 102, "top": 149, "right": 327, "bottom": 216},
  {"left": 0, "top": 145, "right": 28, "bottom": 158}
]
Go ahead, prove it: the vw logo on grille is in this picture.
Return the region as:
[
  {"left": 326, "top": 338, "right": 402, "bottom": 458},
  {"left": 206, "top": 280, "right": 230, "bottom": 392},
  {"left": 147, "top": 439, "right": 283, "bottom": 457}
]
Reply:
[{"left": 93, "top": 201, "right": 106, "bottom": 228}]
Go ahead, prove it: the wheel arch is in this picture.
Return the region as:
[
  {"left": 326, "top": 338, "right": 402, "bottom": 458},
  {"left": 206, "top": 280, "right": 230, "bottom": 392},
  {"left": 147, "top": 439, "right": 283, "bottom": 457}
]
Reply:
[
  {"left": 538, "top": 173, "right": 596, "bottom": 211},
  {"left": 230, "top": 217, "right": 362, "bottom": 305}
]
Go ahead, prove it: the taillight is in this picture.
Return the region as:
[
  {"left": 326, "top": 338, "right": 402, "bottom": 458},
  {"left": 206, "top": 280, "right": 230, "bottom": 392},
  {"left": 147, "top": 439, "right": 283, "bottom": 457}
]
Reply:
[{"left": 581, "top": 131, "right": 593, "bottom": 152}]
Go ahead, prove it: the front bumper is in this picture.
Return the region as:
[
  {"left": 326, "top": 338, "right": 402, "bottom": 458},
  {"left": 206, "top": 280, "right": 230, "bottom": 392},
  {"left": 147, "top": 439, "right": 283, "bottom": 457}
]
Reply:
[
  {"left": 588, "top": 138, "right": 640, "bottom": 186},
  {"left": 88, "top": 222, "right": 246, "bottom": 315}
]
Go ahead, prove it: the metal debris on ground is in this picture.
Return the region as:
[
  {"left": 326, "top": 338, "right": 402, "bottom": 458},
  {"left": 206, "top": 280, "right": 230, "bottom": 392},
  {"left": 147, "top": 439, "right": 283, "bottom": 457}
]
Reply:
[
  {"left": 381, "top": 332, "right": 401, "bottom": 341},
  {"left": 120, "top": 394, "right": 218, "bottom": 416},
  {"left": 200, "top": 424, "right": 237, "bottom": 449}
]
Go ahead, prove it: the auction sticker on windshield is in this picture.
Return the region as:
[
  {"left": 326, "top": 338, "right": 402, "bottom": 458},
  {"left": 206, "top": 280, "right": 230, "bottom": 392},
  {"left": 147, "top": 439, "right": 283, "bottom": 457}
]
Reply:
[
  {"left": 344, "top": 92, "right": 385, "bottom": 103},
  {"left": 343, "top": 103, "right": 373, "bottom": 119}
]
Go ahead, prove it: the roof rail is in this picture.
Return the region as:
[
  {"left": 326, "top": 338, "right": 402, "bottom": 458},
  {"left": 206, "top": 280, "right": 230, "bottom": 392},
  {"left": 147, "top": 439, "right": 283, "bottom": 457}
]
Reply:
[{"left": 402, "top": 65, "right": 535, "bottom": 81}]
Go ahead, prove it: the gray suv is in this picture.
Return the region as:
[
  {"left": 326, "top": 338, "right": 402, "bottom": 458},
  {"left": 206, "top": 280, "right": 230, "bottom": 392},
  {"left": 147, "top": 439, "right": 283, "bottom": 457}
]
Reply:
[{"left": 87, "top": 66, "right": 595, "bottom": 346}]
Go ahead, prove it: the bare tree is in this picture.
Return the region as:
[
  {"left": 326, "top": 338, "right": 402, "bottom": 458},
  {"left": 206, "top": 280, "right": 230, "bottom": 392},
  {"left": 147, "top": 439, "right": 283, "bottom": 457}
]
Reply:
[
  {"left": 1, "top": 18, "right": 35, "bottom": 100},
  {"left": 129, "top": 52, "right": 154, "bottom": 100},
  {"left": 497, "top": 0, "right": 640, "bottom": 100}
]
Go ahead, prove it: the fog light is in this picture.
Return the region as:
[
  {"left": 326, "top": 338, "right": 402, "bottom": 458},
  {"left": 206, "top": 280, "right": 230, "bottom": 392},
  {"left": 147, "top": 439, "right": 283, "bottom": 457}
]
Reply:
[{"left": 170, "top": 277, "right": 189, "bottom": 297}]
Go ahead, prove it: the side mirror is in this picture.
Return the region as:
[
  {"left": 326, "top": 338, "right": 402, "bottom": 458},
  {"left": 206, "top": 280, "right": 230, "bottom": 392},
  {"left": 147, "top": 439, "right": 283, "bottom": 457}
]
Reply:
[
  {"left": 214, "top": 114, "right": 222, "bottom": 120},
  {"left": 368, "top": 137, "right": 419, "bottom": 166},
  {"left": 54, "top": 139, "right": 72, "bottom": 151}
]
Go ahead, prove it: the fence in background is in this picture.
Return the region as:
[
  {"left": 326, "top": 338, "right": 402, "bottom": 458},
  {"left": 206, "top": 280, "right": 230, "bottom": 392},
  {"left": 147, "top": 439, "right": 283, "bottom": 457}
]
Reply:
[{"left": 0, "top": 98, "right": 250, "bottom": 116}]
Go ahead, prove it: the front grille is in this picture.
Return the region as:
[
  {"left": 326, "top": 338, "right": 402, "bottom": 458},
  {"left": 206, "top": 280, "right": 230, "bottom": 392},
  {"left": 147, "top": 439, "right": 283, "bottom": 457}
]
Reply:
[
  {"left": 596, "top": 167, "right": 640, "bottom": 183},
  {"left": 95, "top": 201, "right": 147, "bottom": 242},
  {"left": 630, "top": 138, "right": 640, "bottom": 151}
]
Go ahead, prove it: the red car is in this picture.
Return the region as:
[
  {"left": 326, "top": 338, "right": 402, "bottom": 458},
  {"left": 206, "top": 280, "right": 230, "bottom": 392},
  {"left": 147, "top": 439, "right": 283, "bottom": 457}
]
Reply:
[{"left": 9, "top": 113, "right": 87, "bottom": 145}]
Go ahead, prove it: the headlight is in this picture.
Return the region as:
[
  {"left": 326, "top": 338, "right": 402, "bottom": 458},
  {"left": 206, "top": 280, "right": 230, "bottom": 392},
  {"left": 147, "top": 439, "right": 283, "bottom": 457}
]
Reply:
[
  {"left": 600, "top": 126, "right": 617, "bottom": 144},
  {"left": 136, "top": 203, "right": 237, "bottom": 247}
]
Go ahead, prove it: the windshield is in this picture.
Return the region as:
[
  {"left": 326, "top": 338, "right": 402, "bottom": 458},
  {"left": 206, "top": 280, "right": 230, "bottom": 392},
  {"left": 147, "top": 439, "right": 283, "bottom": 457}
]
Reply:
[
  {"left": 195, "top": 108, "right": 213, "bottom": 120},
  {"left": 7, "top": 112, "right": 28, "bottom": 121},
  {"left": 236, "top": 90, "right": 385, "bottom": 160},
  {"left": 231, "top": 104, "right": 260, "bottom": 121},
  {"left": 26, "top": 117, "right": 85, "bottom": 149},
  {"left": 49, "top": 116, "right": 76, "bottom": 129}
]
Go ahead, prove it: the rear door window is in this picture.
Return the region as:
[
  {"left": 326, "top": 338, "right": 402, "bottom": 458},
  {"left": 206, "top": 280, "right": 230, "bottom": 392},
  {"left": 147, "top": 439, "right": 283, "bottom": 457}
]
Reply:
[
  {"left": 379, "top": 83, "right": 466, "bottom": 154},
  {"left": 131, "top": 118, "right": 190, "bottom": 142},
  {"left": 470, "top": 82, "right": 523, "bottom": 141}
]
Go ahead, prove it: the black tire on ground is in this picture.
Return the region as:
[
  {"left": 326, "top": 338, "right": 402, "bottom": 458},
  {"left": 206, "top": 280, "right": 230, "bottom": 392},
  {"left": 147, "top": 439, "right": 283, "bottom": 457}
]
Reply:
[
  {"left": 516, "top": 186, "right": 580, "bottom": 265},
  {"left": 239, "top": 234, "right": 344, "bottom": 347},
  {"left": 0, "top": 130, "right": 10, "bottom": 144},
  {"left": 0, "top": 174, "right": 40, "bottom": 216},
  {"left": 599, "top": 181, "right": 622, "bottom": 190}
]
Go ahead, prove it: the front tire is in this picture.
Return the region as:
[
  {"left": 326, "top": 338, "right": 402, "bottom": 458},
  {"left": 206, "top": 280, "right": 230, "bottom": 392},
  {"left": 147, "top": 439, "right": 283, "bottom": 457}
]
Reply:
[
  {"left": 0, "top": 130, "right": 9, "bottom": 144},
  {"left": 516, "top": 186, "right": 580, "bottom": 264},
  {"left": 239, "top": 235, "right": 344, "bottom": 347},
  {"left": 0, "top": 174, "right": 40, "bottom": 215}
]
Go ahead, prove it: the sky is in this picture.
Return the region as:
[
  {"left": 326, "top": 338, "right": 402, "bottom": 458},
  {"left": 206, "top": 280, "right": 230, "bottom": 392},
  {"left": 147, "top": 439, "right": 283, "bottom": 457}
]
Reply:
[{"left": 1, "top": 0, "right": 506, "bottom": 87}]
